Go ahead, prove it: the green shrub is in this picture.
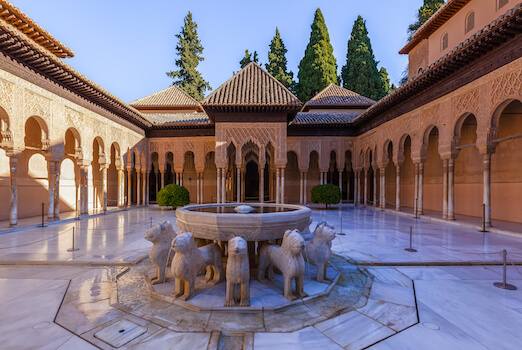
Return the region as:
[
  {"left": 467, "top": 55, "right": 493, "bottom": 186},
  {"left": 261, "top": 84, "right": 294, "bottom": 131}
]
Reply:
[
  {"left": 157, "top": 184, "right": 190, "bottom": 209},
  {"left": 311, "top": 184, "right": 342, "bottom": 208}
]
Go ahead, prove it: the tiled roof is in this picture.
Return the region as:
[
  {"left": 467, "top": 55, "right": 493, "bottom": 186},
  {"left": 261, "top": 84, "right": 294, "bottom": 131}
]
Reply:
[
  {"left": 400, "top": 0, "right": 472, "bottom": 54},
  {"left": 202, "top": 62, "right": 301, "bottom": 107},
  {"left": 357, "top": 4, "right": 522, "bottom": 127},
  {"left": 290, "top": 112, "right": 360, "bottom": 127},
  {"left": 143, "top": 112, "right": 211, "bottom": 128},
  {"left": 303, "top": 84, "right": 375, "bottom": 110},
  {"left": 0, "top": 0, "right": 74, "bottom": 58},
  {"left": 130, "top": 85, "right": 202, "bottom": 108}
]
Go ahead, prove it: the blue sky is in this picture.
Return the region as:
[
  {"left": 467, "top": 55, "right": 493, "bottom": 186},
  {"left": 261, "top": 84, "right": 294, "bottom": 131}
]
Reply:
[{"left": 14, "top": 0, "right": 421, "bottom": 103}]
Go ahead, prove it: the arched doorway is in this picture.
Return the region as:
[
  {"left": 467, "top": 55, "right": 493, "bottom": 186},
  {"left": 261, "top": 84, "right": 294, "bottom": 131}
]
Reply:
[{"left": 245, "top": 160, "right": 259, "bottom": 200}]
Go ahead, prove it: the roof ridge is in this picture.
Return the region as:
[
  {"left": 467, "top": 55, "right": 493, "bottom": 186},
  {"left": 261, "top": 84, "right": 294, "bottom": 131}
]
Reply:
[{"left": 130, "top": 85, "right": 201, "bottom": 107}]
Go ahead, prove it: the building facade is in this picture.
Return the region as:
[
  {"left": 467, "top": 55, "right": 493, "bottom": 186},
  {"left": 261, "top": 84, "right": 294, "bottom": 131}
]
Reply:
[{"left": 0, "top": 0, "right": 520, "bottom": 228}]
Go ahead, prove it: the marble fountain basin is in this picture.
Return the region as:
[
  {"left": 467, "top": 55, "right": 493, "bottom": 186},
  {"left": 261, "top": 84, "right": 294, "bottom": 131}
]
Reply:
[{"left": 175, "top": 203, "right": 312, "bottom": 241}]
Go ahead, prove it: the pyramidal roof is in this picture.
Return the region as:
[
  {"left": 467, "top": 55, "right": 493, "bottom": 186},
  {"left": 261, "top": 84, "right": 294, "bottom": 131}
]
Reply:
[
  {"left": 202, "top": 62, "right": 301, "bottom": 107},
  {"left": 130, "top": 85, "right": 202, "bottom": 109},
  {"left": 303, "top": 84, "right": 375, "bottom": 111}
]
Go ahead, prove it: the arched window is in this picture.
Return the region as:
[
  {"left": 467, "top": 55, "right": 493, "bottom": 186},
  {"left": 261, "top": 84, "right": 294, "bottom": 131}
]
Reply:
[
  {"left": 498, "top": 0, "right": 508, "bottom": 10},
  {"left": 441, "top": 33, "right": 448, "bottom": 51},
  {"left": 417, "top": 67, "right": 423, "bottom": 75},
  {"left": 465, "top": 11, "right": 475, "bottom": 34}
]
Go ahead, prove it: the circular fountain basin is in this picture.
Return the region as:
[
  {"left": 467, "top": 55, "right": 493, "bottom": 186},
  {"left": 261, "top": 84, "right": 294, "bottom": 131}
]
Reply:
[{"left": 176, "top": 203, "right": 311, "bottom": 241}]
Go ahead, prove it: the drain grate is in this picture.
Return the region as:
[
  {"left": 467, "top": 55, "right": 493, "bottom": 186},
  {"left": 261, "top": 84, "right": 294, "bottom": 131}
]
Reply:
[{"left": 94, "top": 320, "right": 147, "bottom": 348}]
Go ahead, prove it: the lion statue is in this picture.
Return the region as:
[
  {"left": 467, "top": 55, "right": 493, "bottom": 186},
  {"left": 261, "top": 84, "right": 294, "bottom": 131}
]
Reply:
[
  {"left": 145, "top": 221, "right": 176, "bottom": 285},
  {"left": 258, "top": 229, "right": 308, "bottom": 301},
  {"left": 170, "top": 231, "right": 224, "bottom": 301},
  {"left": 225, "top": 236, "right": 250, "bottom": 307},
  {"left": 304, "top": 222, "right": 336, "bottom": 282}
]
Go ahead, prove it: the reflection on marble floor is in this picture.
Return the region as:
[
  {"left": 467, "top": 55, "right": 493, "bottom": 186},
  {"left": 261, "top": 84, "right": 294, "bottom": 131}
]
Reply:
[{"left": 0, "top": 205, "right": 522, "bottom": 349}]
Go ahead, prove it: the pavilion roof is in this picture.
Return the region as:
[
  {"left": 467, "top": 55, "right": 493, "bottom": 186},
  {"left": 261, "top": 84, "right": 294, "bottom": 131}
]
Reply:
[
  {"left": 142, "top": 112, "right": 211, "bottom": 129},
  {"left": 130, "top": 85, "right": 203, "bottom": 110},
  {"left": 400, "top": 0, "right": 473, "bottom": 55},
  {"left": 302, "top": 84, "right": 375, "bottom": 111},
  {"left": 290, "top": 112, "right": 360, "bottom": 127},
  {"left": 0, "top": 0, "right": 74, "bottom": 58},
  {"left": 201, "top": 62, "right": 301, "bottom": 110}
]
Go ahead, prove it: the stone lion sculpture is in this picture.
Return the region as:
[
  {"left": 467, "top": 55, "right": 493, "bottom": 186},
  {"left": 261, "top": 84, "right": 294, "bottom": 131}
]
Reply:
[
  {"left": 145, "top": 221, "right": 176, "bottom": 285},
  {"left": 225, "top": 236, "right": 250, "bottom": 307},
  {"left": 258, "top": 229, "right": 308, "bottom": 301},
  {"left": 304, "top": 222, "right": 336, "bottom": 282},
  {"left": 170, "top": 231, "right": 224, "bottom": 301}
]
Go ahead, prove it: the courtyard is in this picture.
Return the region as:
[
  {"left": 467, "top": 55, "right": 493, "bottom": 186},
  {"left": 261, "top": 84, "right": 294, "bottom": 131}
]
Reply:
[{"left": 1, "top": 205, "right": 521, "bottom": 349}]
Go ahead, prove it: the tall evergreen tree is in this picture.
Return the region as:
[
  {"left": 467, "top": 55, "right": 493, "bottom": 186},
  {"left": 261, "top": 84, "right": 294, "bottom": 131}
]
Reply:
[
  {"left": 266, "top": 28, "right": 293, "bottom": 90},
  {"left": 408, "top": 0, "right": 445, "bottom": 38},
  {"left": 379, "top": 67, "right": 396, "bottom": 95},
  {"left": 341, "top": 15, "right": 385, "bottom": 100},
  {"left": 297, "top": 8, "right": 338, "bottom": 102},
  {"left": 166, "top": 12, "right": 211, "bottom": 101},
  {"left": 240, "top": 50, "right": 259, "bottom": 69}
]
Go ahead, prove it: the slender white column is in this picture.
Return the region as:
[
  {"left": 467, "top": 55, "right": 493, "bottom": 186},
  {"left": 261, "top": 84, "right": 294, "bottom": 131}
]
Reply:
[
  {"left": 304, "top": 172, "right": 308, "bottom": 204},
  {"left": 483, "top": 154, "right": 492, "bottom": 226},
  {"left": 102, "top": 166, "right": 108, "bottom": 212},
  {"left": 237, "top": 167, "right": 241, "bottom": 203},
  {"left": 363, "top": 169, "right": 368, "bottom": 205},
  {"left": 373, "top": 169, "right": 377, "bottom": 207},
  {"left": 180, "top": 171, "right": 183, "bottom": 187},
  {"left": 260, "top": 167, "right": 265, "bottom": 203},
  {"left": 155, "top": 171, "right": 159, "bottom": 197},
  {"left": 160, "top": 170, "right": 164, "bottom": 189},
  {"left": 196, "top": 173, "right": 200, "bottom": 204},
  {"left": 216, "top": 168, "right": 221, "bottom": 203},
  {"left": 354, "top": 171, "right": 358, "bottom": 204},
  {"left": 442, "top": 159, "right": 448, "bottom": 219},
  {"left": 417, "top": 162, "right": 424, "bottom": 215},
  {"left": 136, "top": 168, "right": 141, "bottom": 205},
  {"left": 8, "top": 155, "right": 18, "bottom": 227},
  {"left": 54, "top": 161, "right": 61, "bottom": 219},
  {"left": 395, "top": 165, "right": 400, "bottom": 211},
  {"left": 83, "top": 166, "right": 88, "bottom": 214},
  {"left": 299, "top": 172, "right": 304, "bottom": 204},
  {"left": 281, "top": 168, "right": 285, "bottom": 204},
  {"left": 380, "top": 167, "right": 386, "bottom": 208},
  {"left": 221, "top": 168, "right": 225, "bottom": 203},
  {"left": 144, "top": 170, "right": 148, "bottom": 205},
  {"left": 339, "top": 171, "right": 343, "bottom": 202},
  {"left": 117, "top": 169, "right": 123, "bottom": 208},
  {"left": 47, "top": 160, "right": 55, "bottom": 220},
  {"left": 241, "top": 169, "right": 245, "bottom": 202},
  {"left": 448, "top": 158, "right": 455, "bottom": 220},
  {"left": 276, "top": 168, "right": 281, "bottom": 203},
  {"left": 200, "top": 172, "right": 204, "bottom": 204},
  {"left": 414, "top": 163, "right": 419, "bottom": 215},
  {"left": 127, "top": 167, "right": 132, "bottom": 207}
]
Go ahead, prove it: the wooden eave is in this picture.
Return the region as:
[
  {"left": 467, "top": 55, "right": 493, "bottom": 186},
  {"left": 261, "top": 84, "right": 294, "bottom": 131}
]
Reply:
[
  {"left": 400, "top": 0, "right": 472, "bottom": 54},
  {"left": 356, "top": 4, "right": 522, "bottom": 129},
  {"left": 0, "top": 21, "right": 152, "bottom": 129},
  {"left": 0, "top": 1, "right": 74, "bottom": 58}
]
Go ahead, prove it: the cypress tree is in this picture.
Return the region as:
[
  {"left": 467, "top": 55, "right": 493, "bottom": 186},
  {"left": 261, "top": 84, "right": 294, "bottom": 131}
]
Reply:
[
  {"left": 341, "top": 15, "right": 385, "bottom": 100},
  {"left": 239, "top": 50, "right": 259, "bottom": 69},
  {"left": 408, "top": 0, "right": 445, "bottom": 38},
  {"left": 379, "top": 67, "right": 396, "bottom": 95},
  {"left": 266, "top": 28, "right": 293, "bottom": 90},
  {"left": 297, "top": 8, "right": 338, "bottom": 102},
  {"left": 166, "top": 12, "right": 211, "bottom": 101}
]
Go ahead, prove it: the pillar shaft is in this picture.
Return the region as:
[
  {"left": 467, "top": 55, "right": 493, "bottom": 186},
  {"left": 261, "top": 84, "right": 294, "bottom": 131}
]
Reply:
[
  {"left": 260, "top": 167, "right": 265, "bottom": 203},
  {"left": 442, "top": 160, "right": 448, "bottom": 219},
  {"left": 127, "top": 168, "right": 132, "bottom": 207},
  {"left": 339, "top": 171, "right": 343, "bottom": 202},
  {"left": 483, "top": 153, "right": 492, "bottom": 226},
  {"left": 47, "top": 160, "right": 55, "bottom": 220},
  {"left": 448, "top": 158, "right": 455, "bottom": 220},
  {"left": 276, "top": 168, "right": 280, "bottom": 204},
  {"left": 237, "top": 167, "right": 241, "bottom": 203},
  {"left": 281, "top": 168, "right": 285, "bottom": 204},
  {"left": 418, "top": 162, "right": 424, "bottom": 215},
  {"left": 136, "top": 169, "right": 141, "bottom": 205},
  {"left": 102, "top": 166, "right": 108, "bottom": 212},
  {"left": 373, "top": 168, "right": 377, "bottom": 207},
  {"left": 54, "top": 161, "right": 61, "bottom": 219},
  {"left": 380, "top": 167, "right": 386, "bottom": 208},
  {"left": 299, "top": 172, "right": 304, "bottom": 204},
  {"left": 216, "top": 168, "right": 221, "bottom": 203},
  {"left": 9, "top": 155, "right": 18, "bottom": 227},
  {"left": 395, "top": 165, "right": 400, "bottom": 211},
  {"left": 414, "top": 163, "right": 419, "bottom": 215},
  {"left": 363, "top": 169, "right": 368, "bottom": 205},
  {"left": 304, "top": 172, "right": 308, "bottom": 204}
]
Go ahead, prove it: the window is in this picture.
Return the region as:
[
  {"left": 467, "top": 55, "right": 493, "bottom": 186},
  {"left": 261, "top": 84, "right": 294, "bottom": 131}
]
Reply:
[
  {"left": 417, "top": 67, "right": 424, "bottom": 75},
  {"left": 441, "top": 33, "right": 448, "bottom": 51},
  {"left": 465, "top": 11, "right": 475, "bottom": 33},
  {"left": 498, "top": 0, "right": 508, "bottom": 10}
]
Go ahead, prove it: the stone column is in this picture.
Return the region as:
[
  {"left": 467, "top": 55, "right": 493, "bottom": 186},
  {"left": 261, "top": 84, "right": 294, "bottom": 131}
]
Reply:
[
  {"left": 354, "top": 171, "right": 358, "bottom": 204},
  {"left": 241, "top": 167, "right": 246, "bottom": 202},
  {"left": 418, "top": 162, "right": 424, "bottom": 215},
  {"left": 395, "top": 164, "right": 401, "bottom": 211},
  {"left": 117, "top": 168, "right": 124, "bottom": 208},
  {"left": 221, "top": 168, "right": 225, "bottom": 203},
  {"left": 260, "top": 166, "right": 265, "bottom": 203},
  {"left": 82, "top": 166, "right": 89, "bottom": 214},
  {"left": 216, "top": 168, "right": 221, "bottom": 203},
  {"left": 8, "top": 154, "right": 18, "bottom": 227},
  {"left": 236, "top": 167, "right": 241, "bottom": 203},
  {"left": 363, "top": 169, "right": 368, "bottom": 205},
  {"left": 373, "top": 169, "right": 377, "bottom": 207},
  {"left": 143, "top": 169, "right": 148, "bottom": 205},
  {"left": 276, "top": 168, "right": 280, "bottom": 204},
  {"left": 200, "top": 172, "right": 204, "bottom": 204},
  {"left": 299, "top": 172, "right": 304, "bottom": 204},
  {"left": 304, "top": 172, "right": 308, "bottom": 204},
  {"left": 160, "top": 170, "right": 164, "bottom": 189},
  {"left": 483, "top": 153, "right": 492, "bottom": 227},
  {"left": 414, "top": 163, "right": 419, "bottom": 215},
  {"left": 380, "top": 167, "right": 386, "bottom": 208},
  {"left": 447, "top": 158, "right": 455, "bottom": 220},
  {"left": 442, "top": 159, "right": 448, "bottom": 219},
  {"left": 155, "top": 170, "right": 159, "bottom": 198},
  {"left": 339, "top": 171, "right": 343, "bottom": 202},
  {"left": 102, "top": 165, "right": 108, "bottom": 212},
  {"left": 196, "top": 172, "right": 200, "bottom": 204},
  {"left": 54, "top": 161, "right": 61, "bottom": 219},
  {"left": 136, "top": 168, "right": 141, "bottom": 205},
  {"left": 127, "top": 167, "right": 132, "bottom": 207},
  {"left": 47, "top": 160, "right": 55, "bottom": 221},
  {"left": 281, "top": 167, "right": 285, "bottom": 204}
]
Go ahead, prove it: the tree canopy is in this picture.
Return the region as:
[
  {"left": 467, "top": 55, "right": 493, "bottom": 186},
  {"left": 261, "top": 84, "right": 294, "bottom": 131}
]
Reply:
[
  {"left": 266, "top": 28, "right": 294, "bottom": 90},
  {"left": 240, "top": 50, "right": 259, "bottom": 69},
  {"left": 408, "top": 0, "right": 445, "bottom": 38},
  {"left": 341, "top": 15, "right": 385, "bottom": 100},
  {"left": 166, "top": 12, "right": 211, "bottom": 101},
  {"left": 297, "top": 8, "right": 338, "bottom": 102}
]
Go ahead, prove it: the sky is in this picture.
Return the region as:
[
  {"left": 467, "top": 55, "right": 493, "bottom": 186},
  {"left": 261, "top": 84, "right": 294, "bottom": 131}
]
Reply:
[{"left": 13, "top": 0, "right": 422, "bottom": 103}]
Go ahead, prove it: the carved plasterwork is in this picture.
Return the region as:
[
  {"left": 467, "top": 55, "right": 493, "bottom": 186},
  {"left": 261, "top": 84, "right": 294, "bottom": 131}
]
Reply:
[
  {"left": 490, "top": 68, "right": 522, "bottom": 109},
  {"left": 204, "top": 140, "right": 215, "bottom": 155},
  {"left": 24, "top": 90, "right": 51, "bottom": 120},
  {"left": 452, "top": 88, "right": 478, "bottom": 116},
  {"left": 0, "top": 78, "right": 14, "bottom": 116},
  {"left": 65, "top": 107, "right": 82, "bottom": 129}
]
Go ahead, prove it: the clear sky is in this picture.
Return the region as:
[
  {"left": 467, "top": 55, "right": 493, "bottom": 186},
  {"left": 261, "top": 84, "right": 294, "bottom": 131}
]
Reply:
[{"left": 13, "top": 0, "right": 421, "bottom": 103}]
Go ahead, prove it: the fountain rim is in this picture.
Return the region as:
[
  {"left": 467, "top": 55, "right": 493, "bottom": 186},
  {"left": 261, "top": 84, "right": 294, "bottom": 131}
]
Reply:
[{"left": 176, "top": 203, "right": 311, "bottom": 216}]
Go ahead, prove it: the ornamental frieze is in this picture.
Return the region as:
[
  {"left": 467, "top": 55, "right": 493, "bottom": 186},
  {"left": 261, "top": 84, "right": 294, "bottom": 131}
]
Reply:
[{"left": 490, "top": 69, "right": 522, "bottom": 110}]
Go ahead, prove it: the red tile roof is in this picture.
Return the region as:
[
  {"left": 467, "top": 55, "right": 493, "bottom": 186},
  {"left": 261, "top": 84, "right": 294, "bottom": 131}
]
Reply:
[
  {"left": 130, "top": 85, "right": 202, "bottom": 109},
  {"left": 303, "top": 84, "right": 375, "bottom": 111}
]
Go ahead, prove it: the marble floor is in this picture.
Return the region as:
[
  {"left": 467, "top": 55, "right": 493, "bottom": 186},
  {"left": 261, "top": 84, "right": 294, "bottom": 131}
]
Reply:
[{"left": 0, "top": 204, "right": 521, "bottom": 349}]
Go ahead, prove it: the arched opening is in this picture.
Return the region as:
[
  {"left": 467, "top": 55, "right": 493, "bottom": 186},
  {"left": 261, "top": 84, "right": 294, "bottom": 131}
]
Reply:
[
  {"left": 454, "top": 114, "right": 482, "bottom": 218},
  {"left": 204, "top": 152, "right": 217, "bottom": 203},
  {"left": 149, "top": 152, "right": 159, "bottom": 202},
  {"left": 491, "top": 100, "right": 522, "bottom": 223},
  {"left": 328, "top": 150, "right": 339, "bottom": 186},
  {"left": 342, "top": 150, "right": 354, "bottom": 202},
  {"left": 265, "top": 142, "right": 275, "bottom": 202},
  {"left": 24, "top": 116, "right": 47, "bottom": 149},
  {"left": 166, "top": 152, "right": 174, "bottom": 186},
  {"left": 59, "top": 158, "right": 76, "bottom": 213},
  {"left": 0, "top": 106, "right": 9, "bottom": 145},
  {"left": 441, "top": 32, "right": 449, "bottom": 51},
  {"left": 20, "top": 153, "right": 48, "bottom": 218},
  {"left": 245, "top": 160, "right": 259, "bottom": 201},
  {"left": 400, "top": 135, "right": 415, "bottom": 210},
  {"left": 92, "top": 137, "right": 104, "bottom": 210},
  {"left": 108, "top": 143, "right": 120, "bottom": 207},
  {"left": 423, "top": 127, "right": 443, "bottom": 214},
  {"left": 307, "top": 151, "right": 320, "bottom": 196},
  {"left": 0, "top": 148, "right": 10, "bottom": 220},
  {"left": 465, "top": 11, "right": 475, "bottom": 34},
  {"left": 131, "top": 151, "right": 138, "bottom": 205},
  {"left": 183, "top": 151, "right": 196, "bottom": 202},
  {"left": 285, "top": 151, "right": 299, "bottom": 203},
  {"left": 385, "top": 141, "right": 396, "bottom": 208}
]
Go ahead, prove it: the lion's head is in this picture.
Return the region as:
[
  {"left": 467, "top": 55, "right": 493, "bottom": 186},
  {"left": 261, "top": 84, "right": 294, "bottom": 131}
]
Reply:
[
  {"left": 228, "top": 236, "right": 247, "bottom": 256},
  {"left": 171, "top": 231, "right": 194, "bottom": 253},
  {"left": 282, "top": 229, "right": 305, "bottom": 255},
  {"left": 145, "top": 220, "right": 175, "bottom": 243}
]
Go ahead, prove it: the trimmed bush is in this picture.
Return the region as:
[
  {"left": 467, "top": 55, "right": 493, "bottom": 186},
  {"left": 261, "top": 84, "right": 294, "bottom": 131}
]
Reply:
[
  {"left": 157, "top": 184, "right": 190, "bottom": 209},
  {"left": 311, "top": 184, "right": 342, "bottom": 208}
]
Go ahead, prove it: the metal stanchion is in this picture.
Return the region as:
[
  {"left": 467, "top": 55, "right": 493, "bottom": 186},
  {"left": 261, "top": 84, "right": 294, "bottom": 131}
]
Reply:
[
  {"left": 67, "top": 227, "right": 79, "bottom": 252},
  {"left": 41, "top": 203, "right": 45, "bottom": 227},
  {"left": 338, "top": 216, "right": 345, "bottom": 235},
  {"left": 494, "top": 250, "right": 517, "bottom": 290},
  {"left": 405, "top": 227, "right": 417, "bottom": 252}
]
